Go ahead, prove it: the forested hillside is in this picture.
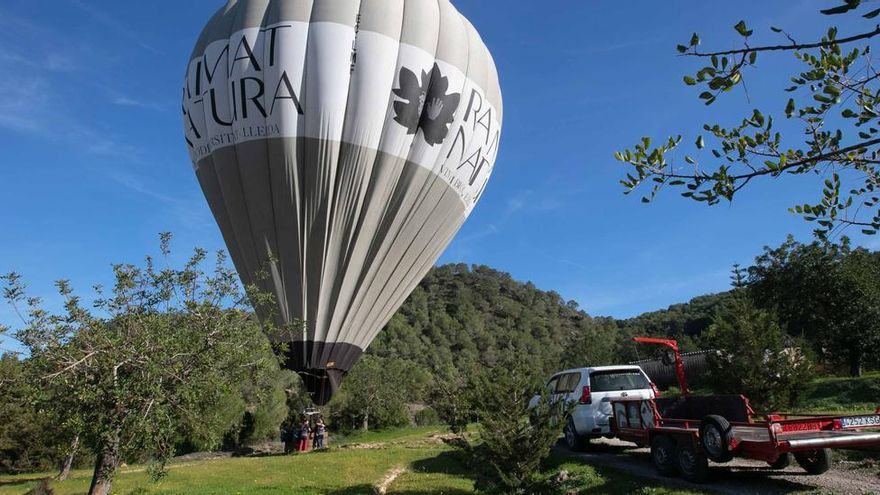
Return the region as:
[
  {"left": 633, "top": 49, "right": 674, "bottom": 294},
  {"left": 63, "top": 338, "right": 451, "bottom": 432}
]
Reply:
[
  {"left": 369, "top": 264, "right": 605, "bottom": 377},
  {"left": 368, "top": 264, "right": 732, "bottom": 373}
]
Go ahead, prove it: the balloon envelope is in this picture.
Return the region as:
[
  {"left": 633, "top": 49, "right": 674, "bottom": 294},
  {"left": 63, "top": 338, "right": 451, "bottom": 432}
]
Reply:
[{"left": 183, "top": 0, "right": 502, "bottom": 404}]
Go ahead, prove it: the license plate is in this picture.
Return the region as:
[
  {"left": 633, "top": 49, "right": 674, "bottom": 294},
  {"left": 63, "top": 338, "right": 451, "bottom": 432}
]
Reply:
[{"left": 840, "top": 415, "right": 880, "bottom": 428}]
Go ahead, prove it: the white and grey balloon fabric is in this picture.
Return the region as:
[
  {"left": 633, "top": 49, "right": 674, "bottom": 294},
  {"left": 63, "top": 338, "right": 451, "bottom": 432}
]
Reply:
[{"left": 182, "top": 0, "right": 502, "bottom": 404}]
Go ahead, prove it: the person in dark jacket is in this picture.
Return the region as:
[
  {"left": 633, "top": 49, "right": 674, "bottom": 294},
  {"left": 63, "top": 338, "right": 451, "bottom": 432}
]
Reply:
[{"left": 281, "top": 421, "right": 295, "bottom": 454}]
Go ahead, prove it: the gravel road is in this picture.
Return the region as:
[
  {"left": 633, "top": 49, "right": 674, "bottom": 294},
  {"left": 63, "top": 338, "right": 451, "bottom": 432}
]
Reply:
[{"left": 557, "top": 437, "right": 880, "bottom": 494}]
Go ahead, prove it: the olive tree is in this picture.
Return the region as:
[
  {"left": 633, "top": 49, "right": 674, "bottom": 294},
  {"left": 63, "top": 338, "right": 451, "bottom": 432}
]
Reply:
[
  {"left": 1, "top": 234, "right": 281, "bottom": 495},
  {"left": 616, "top": 1, "right": 880, "bottom": 239}
]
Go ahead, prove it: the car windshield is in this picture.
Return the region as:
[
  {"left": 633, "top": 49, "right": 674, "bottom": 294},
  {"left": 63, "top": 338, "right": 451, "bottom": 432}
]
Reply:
[{"left": 589, "top": 370, "right": 649, "bottom": 392}]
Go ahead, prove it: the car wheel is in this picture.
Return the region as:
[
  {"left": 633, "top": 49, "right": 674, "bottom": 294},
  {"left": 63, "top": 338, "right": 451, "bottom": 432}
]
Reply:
[
  {"left": 650, "top": 435, "right": 678, "bottom": 477},
  {"left": 768, "top": 452, "right": 791, "bottom": 470},
  {"left": 677, "top": 443, "right": 709, "bottom": 483},
  {"left": 564, "top": 417, "right": 588, "bottom": 452},
  {"left": 699, "top": 415, "right": 733, "bottom": 463},
  {"left": 794, "top": 449, "right": 832, "bottom": 475}
]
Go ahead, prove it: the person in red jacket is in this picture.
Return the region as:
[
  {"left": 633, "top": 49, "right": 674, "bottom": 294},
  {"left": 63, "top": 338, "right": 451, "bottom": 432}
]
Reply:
[{"left": 297, "top": 418, "right": 311, "bottom": 452}]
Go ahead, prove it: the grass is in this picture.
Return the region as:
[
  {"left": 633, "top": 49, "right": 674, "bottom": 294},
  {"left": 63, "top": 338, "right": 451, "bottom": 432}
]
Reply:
[
  {"left": 0, "top": 428, "right": 702, "bottom": 495},
  {"left": 801, "top": 371, "right": 880, "bottom": 414}
]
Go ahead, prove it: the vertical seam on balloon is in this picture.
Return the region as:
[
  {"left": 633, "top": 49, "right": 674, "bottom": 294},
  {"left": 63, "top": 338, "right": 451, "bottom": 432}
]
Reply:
[
  {"left": 257, "top": 0, "right": 287, "bottom": 327},
  {"left": 213, "top": 2, "right": 263, "bottom": 297},
  {"left": 333, "top": 0, "right": 409, "bottom": 346},
  {"left": 227, "top": 3, "right": 272, "bottom": 313},
  {"left": 319, "top": 0, "right": 365, "bottom": 365},
  {"left": 352, "top": 0, "right": 465, "bottom": 348},
  {"left": 298, "top": 0, "right": 320, "bottom": 370},
  {"left": 341, "top": 0, "right": 436, "bottom": 349},
  {"left": 363, "top": 7, "right": 477, "bottom": 347},
  {"left": 347, "top": 0, "right": 446, "bottom": 349}
]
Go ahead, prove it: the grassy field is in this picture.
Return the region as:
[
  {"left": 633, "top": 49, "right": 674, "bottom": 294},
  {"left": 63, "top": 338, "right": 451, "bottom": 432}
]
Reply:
[
  {"left": 801, "top": 371, "right": 880, "bottom": 413},
  {"left": 0, "top": 428, "right": 702, "bottom": 495}
]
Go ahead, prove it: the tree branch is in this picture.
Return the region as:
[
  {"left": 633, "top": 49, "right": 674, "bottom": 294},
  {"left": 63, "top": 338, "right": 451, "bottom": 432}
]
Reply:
[
  {"left": 687, "top": 25, "right": 880, "bottom": 57},
  {"left": 652, "top": 137, "right": 880, "bottom": 181}
]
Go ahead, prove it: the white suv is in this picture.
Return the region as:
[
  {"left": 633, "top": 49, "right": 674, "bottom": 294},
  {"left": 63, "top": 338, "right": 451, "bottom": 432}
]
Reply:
[{"left": 530, "top": 365, "right": 657, "bottom": 451}]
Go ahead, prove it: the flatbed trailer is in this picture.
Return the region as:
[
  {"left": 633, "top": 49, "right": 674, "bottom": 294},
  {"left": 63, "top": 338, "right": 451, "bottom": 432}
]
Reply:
[{"left": 610, "top": 393, "right": 880, "bottom": 483}]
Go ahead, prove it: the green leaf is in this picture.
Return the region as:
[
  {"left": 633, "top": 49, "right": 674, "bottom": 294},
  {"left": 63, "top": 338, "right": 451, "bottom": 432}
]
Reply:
[
  {"left": 734, "top": 20, "right": 753, "bottom": 37},
  {"left": 683, "top": 76, "right": 696, "bottom": 85},
  {"left": 785, "top": 98, "right": 796, "bottom": 117},
  {"left": 821, "top": 1, "right": 861, "bottom": 15},
  {"left": 770, "top": 26, "right": 783, "bottom": 33},
  {"left": 749, "top": 51, "right": 757, "bottom": 64},
  {"left": 864, "top": 7, "right": 880, "bottom": 18},
  {"left": 690, "top": 33, "right": 700, "bottom": 47},
  {"left": 696, "top": 136, "right": 705, "bottom": 149},
  {"left": 676, "top": 44, "right": 689, "bottom": 53}
]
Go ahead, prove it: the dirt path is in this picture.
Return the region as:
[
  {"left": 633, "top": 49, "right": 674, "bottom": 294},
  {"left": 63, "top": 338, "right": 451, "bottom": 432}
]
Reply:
[
  {"left": 374, "top": 466, "right": 407, "bottom": 495},
  {"left": 558, "top": 438, "right": 880, "bottom": 494}
]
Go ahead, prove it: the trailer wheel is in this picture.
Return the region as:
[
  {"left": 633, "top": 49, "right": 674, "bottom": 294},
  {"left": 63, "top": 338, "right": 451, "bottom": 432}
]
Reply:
[
  {"left": 768, "top": 453, "right": 791, "bottom": 470},
  {"left": 794, "top": 449, "right": 832, "bottom": 475},
  {"left": 563, "top": 417, "right": 588, "bottom": 452},
  {"left": 650, "top": 435, "right": 678, "bottom": 477},
  {"left": 699, "top": 415, "right": 733, "bottom": 462},
  {"left": 677, "top": 443, "right": 709, "bottom": 483}
]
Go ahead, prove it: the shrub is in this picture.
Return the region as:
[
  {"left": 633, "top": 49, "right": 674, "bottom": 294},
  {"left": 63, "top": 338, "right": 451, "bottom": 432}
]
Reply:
[{"left": 414, "top": 407, "right": 441, "bottom": 426}]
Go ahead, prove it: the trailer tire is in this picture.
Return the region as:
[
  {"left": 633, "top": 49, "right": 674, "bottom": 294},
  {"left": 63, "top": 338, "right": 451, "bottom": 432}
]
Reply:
[
  {"left": 651, "top": 435, "right": 678, "bottom": 477},
  {"left": 794, "top": 448, "right": 832, "bottom": 475},
  {"left": 699, "top": 415, "right": 734, "bottom": 462},
  {"left": 563, "top": 417, "right": 589, "bottom": 452},
  {"left": 768, "top": 452, "right": 791, "bottom": 470},
  {"left": 677, "top": 443, "right": 709, "bottom": 483}
]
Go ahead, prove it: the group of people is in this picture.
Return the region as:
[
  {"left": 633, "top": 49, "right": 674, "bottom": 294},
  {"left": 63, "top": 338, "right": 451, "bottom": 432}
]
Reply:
[{"left": 282, "top": 416, "right": 327, "bottom": 454}]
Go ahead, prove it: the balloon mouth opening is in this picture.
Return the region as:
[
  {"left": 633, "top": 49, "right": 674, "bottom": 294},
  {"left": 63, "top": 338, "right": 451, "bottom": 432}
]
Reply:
[
  {"left": 295, "top": 368, "right": 346, "bottom": 406},
  {"left": 280, "top": 341, "right": 363, "bottom": 406}
]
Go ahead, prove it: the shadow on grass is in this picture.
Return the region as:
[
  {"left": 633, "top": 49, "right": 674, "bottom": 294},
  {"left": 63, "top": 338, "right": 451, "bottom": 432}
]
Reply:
[
  {"left": 0, "top": 476, "right": 49, "bottom": 487},
  {"left": 325, "top": 484, "right": 376, "bottom": 495}
]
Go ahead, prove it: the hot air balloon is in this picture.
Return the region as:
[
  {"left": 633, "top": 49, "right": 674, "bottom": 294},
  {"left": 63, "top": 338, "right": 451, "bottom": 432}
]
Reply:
[{"left": 182, "top": 0, "right": 502, "bottom": 405}]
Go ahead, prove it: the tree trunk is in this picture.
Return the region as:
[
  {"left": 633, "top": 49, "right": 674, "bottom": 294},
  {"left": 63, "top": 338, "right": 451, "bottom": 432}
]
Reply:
[
  {"left": 88, "top": 433, "right": 120, "bottom": 495},
  {"left": 850, "top": 356, "right": 862, "bottom": 377},
  {"left": 362, "top": 410, "right": 369, "bottom": 432},
  {"left": 55, "top": 435, "right": 79, "bottom": 481}
]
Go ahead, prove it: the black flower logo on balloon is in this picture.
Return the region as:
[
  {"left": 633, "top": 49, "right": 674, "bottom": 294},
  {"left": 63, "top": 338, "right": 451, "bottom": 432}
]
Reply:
[{"left": 392, "top": 64, "right": 460, "bottom": 146}]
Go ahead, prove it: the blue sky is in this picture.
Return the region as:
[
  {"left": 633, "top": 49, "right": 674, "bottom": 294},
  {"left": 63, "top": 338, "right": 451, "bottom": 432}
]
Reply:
[{"left": 1, "top": 0, "right": 878, "bottom": 354}]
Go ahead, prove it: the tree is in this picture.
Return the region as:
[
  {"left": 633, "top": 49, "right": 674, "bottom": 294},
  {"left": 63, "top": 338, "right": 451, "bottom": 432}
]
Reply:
[
  {"left": 0, "top": 354, "right": 65, "bottom": 475},
  {"left": 466, "top": 359, "right": 568, "bottom": 494},
  {"left": 427, "top": 364, "right": 477, "bottom": 434},
  {"left": 616, "top": 2, "right": 880, "bottom": 239},
  {"left": 748, "top": 236, "right": 880, "bottom": 375},
  {"left": 560, "top": 317, "right": 619, "bottom": 369},
  {"left": 1, "top": 235, "right": 281, "bottom": 495},
  {"left": 328, "top": 355, "right": 429, "bottom": 432},
  {"left": 705, "top": 272, "right": 813, "bottom": 410}
]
